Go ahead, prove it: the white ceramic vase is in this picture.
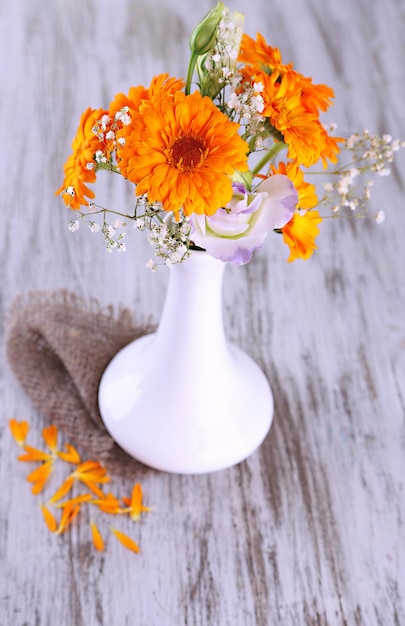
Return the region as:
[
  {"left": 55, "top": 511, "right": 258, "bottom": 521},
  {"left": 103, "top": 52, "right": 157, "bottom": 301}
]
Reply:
[{"left": 98, "top": 250, "right": 273, "bottom": 474}]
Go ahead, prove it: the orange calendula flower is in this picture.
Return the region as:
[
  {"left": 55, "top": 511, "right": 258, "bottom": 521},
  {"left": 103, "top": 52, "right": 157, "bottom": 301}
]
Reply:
[
  {"left": 239, "top": 32, "right": 343, "bottom": 168},
  {"left": 55, "top": 107, "right": 107, "bottom": 210},
  {"left": 282, "top": 210, "right": 323, "bottom": 262},
  {"left": 91, "top": 521, "right": 105, "bottom": 551},
  {"left": 247, "top": 70, "right": 331, "bottom": 167},
  {"left": 9, "top": 419, "right": 29, "bottom": 447},
  {"left": 122, "top": 483, "right": 152, "bottom": 521},
  {"left": 239, "top": 32, "right": 286, "bottom": 73},
  {"left": 109, "top": 73, "right": 185, "bottom": 143},
  {"left": 270, "top": 162, "right": 318, "bottom": 210},
  {"left": 119, "top": 89, "right": 248, "bottom": 217},
  {"left": 110, "top": 527, "right": 140, "bottom": 554},
  {"left": 239, "top": 33, "right": 335, "bottom": 115}
]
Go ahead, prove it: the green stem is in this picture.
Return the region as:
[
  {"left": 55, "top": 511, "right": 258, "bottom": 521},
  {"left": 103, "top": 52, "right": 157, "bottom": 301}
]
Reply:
[
  {"left": 95, "top": 162, "right": 121, "bottom": 174},
  {"left": 185, "top": 51, "right": 199, "bottom": 95},
  {"left": 251, "top": 142, "right": 287, "bottom": 176}
]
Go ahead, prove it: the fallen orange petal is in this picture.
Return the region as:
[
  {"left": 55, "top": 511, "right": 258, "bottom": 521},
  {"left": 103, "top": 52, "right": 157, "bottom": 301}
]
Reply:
[
  {"left": 9, "top": 419, "right": 29, "bottom": 447},
  {"left": 27, "top": 461, "right": 54, "bottom": 494},
  {"left": 79, "top": 479, "right": 106, "bottom": 499},
  {"left": 53, "top": 493, "right": 93, "bottom": 508},
  {"left": 91, "top": 521, "right": 104, "bottom": 551},
  {"left": 48, "top": 476, "right": 75, "bottom": 505},
  {"left": 40, "top": 504, "right": 58, "bottom": 533},
  {"left": 91, "top": 493, "right": 122, "bottom": 514},
  {"left": 18, "top": 445, "right": 53, "bottom": 463},
  {"left": 56, "top": 502, "right": 80, "bottom": 534},
  {"left": 110, "top": 527, "right": 140, "bottom": 553},
  {"left": 74, "top": 460, "right": 105, "bottom": 474},
  {"left": 43, "top": 425, "right": 58, "bottom": 453},
  {"left": 123, "top": 483, "right": 152, "bottom": 521},
  {"left": 57, "top": 443, "right": 81, "bottom": 464}
]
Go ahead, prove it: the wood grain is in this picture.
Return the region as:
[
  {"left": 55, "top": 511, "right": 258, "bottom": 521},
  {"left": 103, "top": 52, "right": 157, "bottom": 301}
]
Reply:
[{"left": 1, "top": 0, "right": 404, "bottom": 624}]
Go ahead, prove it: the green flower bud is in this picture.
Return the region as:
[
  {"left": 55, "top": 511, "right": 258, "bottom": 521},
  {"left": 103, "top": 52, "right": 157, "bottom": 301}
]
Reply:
[{"left": 189, "top": 2, "right": 225, "bottom": 56}]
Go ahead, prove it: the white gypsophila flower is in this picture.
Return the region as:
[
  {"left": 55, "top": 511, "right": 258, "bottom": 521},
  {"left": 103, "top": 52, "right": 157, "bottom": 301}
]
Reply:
[
  {"left": 94, "top": 150, "right": 107, "bottom": 164},
  {"left": 134, "top": 218, "right": 145, "bottom": 230},
  {"left": 146, "top": 259, "right": 157, "bottom": 272},
  {"left": 337, "top": 177, "right": 351, "bottom": 194},
  {"left": 89, "top": 222, "right": 101, "bottom": 233},
  {"left": 324, "top": 122, "right": 338, "bottom": 134},
  {"left": 349, "top": 168, "right": 360, "bottom": 180},
  {"left": 68, "top": 220, "right": 80, "bottom": 232},
  {"left": 120, "top": 113, "right": 131, "bottom": 126},
  {"left": 101, "top": 114, "right": 110, "bottom": 128},
  {"left": 375, "top": 211, "right": 385, "bottom": 224},
  {"left": 113, "top": 219, "right": 123, "bottom": 228}
]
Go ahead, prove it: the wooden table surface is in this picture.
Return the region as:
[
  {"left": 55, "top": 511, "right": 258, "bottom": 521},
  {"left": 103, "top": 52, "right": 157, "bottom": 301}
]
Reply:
[{"left": 1, "top": 0, "right": 404, "bottom": 624}]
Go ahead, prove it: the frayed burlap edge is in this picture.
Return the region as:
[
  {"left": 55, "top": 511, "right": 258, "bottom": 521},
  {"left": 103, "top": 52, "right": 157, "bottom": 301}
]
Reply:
[{"left": 5, "top": 289, "right": 158, "bottom": 478}]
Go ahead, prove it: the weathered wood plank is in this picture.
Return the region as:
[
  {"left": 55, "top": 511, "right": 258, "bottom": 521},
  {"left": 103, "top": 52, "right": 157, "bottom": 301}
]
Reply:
[{"left": 0, "top": 0, "right": 404, "bottom": 624}]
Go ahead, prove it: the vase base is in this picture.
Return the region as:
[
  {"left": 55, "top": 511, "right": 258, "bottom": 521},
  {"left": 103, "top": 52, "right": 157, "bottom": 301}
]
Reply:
[{"left": 99, "top": 334, "right": 273, "bottom": 474}]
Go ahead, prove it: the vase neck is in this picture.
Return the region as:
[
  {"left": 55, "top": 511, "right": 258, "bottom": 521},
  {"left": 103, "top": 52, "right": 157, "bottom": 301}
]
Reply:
[{"left": 155, "top": 251, "right": 228, "bottom": 357}]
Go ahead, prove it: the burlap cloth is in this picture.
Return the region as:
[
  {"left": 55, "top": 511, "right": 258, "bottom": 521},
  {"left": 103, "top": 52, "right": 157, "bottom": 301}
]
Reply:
[{"left": 5, "top": 290, "right": 157, "bottom": 478}]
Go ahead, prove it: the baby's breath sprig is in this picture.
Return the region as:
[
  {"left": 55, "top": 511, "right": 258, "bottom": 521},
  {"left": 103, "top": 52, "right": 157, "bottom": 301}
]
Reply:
[
  {"left": 312, "top": 130, "right": 404, "bottom": 223},
  {"left": 68, "top": 197, "right": 193, "bottom": 268}
]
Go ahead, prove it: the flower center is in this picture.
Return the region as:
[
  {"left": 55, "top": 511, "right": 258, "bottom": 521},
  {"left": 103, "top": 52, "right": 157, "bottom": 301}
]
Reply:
[{"left": 169, "top": 135, "right": 208, "bottom": 171}]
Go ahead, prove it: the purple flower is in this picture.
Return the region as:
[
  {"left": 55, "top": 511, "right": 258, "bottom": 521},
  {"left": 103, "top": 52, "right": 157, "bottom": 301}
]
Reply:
[{"left": 190, "top": 175, "right": 298, "bottom": 264}]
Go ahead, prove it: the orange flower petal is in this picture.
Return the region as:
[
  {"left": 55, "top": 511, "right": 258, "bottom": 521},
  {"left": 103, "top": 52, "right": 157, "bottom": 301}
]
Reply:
[
  {"left": 91, "top": 493, "right": 122, "bottom": 514},
  {"left": 48, "top": 476, "right": 75, "bottom": 504},
  {"left": 56, "top": 502, "right": 81, "bottom": 534},
  {"left": 40, "top": 504, "right": 58, "bottom": 533},
  {"left": 73, "top": 460, "right": 110, "bottom": 482},
  {"left": 9, "top": 419, "right": 29, "bottom": 447},
  {"left": 53, "top": 493, "right": 93, "bottom": 508},
  {"left": 27, "top": 461, "right": 54, "bottom": 494},
  {"left": 110, "top": 527, "right": 140, "bottom": 553},
  {"left": 79, "top": 479, "right": 106, "bottom": 499},
  {"left": 43, "top": 425, "right": 58, "bottom": 453},
  {"left": 123, "top": 483, "right": 152, "bottom": 521},
  {"left": 18, "top": 445, "right": 53, "bottom": 463},
  {"left": 57, "top": 443, "right": 81, "bottom": 464},
  {"left": 91, "top": 521, "right": 104, "bottom": 551},
  {"left": 282, "top": 209, "right": 322, "bottom": 261},
  {"left": 74, "top": 460, "right": 101, "bottom": 473}
]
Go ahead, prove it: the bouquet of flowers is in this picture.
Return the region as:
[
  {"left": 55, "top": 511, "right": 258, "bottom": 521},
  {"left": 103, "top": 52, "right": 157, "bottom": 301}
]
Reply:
[{"left": 56, "top": 2, "right": 403, "bottom": 270}]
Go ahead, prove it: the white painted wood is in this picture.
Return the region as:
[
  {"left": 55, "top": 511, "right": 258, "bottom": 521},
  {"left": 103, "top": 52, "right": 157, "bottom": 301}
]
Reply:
[{"left": 1, "top": 0, "right": 404, "bottom": 624}]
